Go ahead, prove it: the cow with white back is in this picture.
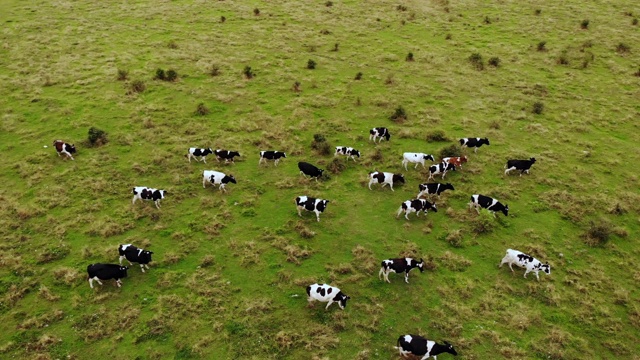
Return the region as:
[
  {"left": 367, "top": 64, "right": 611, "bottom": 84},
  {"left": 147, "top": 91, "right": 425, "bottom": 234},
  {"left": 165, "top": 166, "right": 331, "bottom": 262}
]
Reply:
[
  {"left": 442, "top": 156, "right": 468, "bottom": 169},
  {"left": 53, "top": 140, "right": 76, "bottom": 160},
  {"left": 379, "top": 258, "right": 425, "bottom": 283},
  {"left": 186, "top": 148, "right": 213, "bottom": 163},
  {"left": 202, "top": 170, "right": 236, "bottom": 192},
  {"left": 214, "top": 149, "right": 241, "bottom": 163},
  {"left": 417, "top": 183, "right": 455, "bottom": 199},
  {"left": 132, "top": 187, "right": 166, "bottom": 209},
  {"left": 298, "top": 162, "right": 324, "bottom": 181},
  {"left": 459, "top": 137, "right": 490, "bottom": 153},
  {"left": 87, "top": 263, "right": 129, "bottom": 288},
  {"left": 500, "top": 249, "right": 551, "bottom": 281},
  {"left": 368, "top": 171, "right": 405, "bottom": 191},
  {"left": 396, "top": 199, "right": 437, "bottom": 220},
  {"left": 118, "top": 244, "right": 153, "bottom": 273},
  {"left": 402, "top": 152, "right": 435, "bottom": 170},
  {"left": 259, "top": 151, "right": 286, "bottom": 166},
  {"left": 505, "top": 157, "right": 536, "bottom": 176},
  {"left": 468, "top": 194, "right": 508, "bottom": 217},
  {"left": 295, "top": 196, "right": 329, "bottom": 222},
  {"left": 369, "top": 127, "right": 391, "bottom": 143},
  {"left": 427, "top": 162, "right": 456, "bottom": 181},
  {"left": 334, "top": 146, "right": 360, "bottom": 161},
  {"left": 396, "top": 335, "right": 458, "bottom": 360},
  {"left": 306, "top": 283, "right": 350, "bottom": 310}
]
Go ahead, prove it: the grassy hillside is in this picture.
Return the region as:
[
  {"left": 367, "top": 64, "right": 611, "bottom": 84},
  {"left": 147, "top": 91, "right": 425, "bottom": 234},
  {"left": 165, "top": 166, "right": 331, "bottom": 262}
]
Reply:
[{"left": 0, "top": 0, "right": 639, "bottom": 359}]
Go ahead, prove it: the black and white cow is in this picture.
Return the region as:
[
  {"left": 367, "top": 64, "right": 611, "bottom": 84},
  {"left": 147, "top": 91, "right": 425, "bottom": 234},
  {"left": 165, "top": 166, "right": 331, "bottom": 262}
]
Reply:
[
  {"left": 295, "top": 196, "right": 329, "bottom": 222},
  {"left": 402, "top": 152, "right": 435, "bottom": 170},
  {"left": 396, "top": 335, "right": 458, "bottom": 360},
  {"left": 214, "top": 149, "right": 241, "bottom": 163},
  {"left": 417, "top": 183, "right": 455, "bottom": 198},
  {"left": 369, "top": 127, "right": 391, "bottom": 143},
  {"left": 259, "top": 151, "right": 287, "bottom": 166},
  {"left": 118, "top": 244, "right": 153, "bottom": 273},
  {"left": 505, "top": 157, "right": 536, "bottom": 176},
  {"left": 368, "top": 171, "right": 405, "bottom": 191},
  {"left": 334, "top": 146, "right": 361, "bottom": 161},
  {"left": 186, "top": 147, "right": 213, "bottom": 163},
  {"left": 500, "top": 249, "right": 551, "bottom": 281},
  {"left": 459, "top": 137, "right": 490, "bottom": 153},
  {"left": 396, "top": 199, "right": 437, "bottom": 220},
  {"left": 298, "top": 162, "right": 324, "bottom": 181},
  {"left": 53, "top": 140, "right": 76, "bottom": 160},
  {"left": 202, "top": 170, "right": 237, "bottom": 192},
  {"left": 132, "top": 187, "right": 167, "bottom": 209},
  {"left": 87, "top": 263, "right": 129, "bottom": 288},
  {"left": 306, "top": 283, "right": 350, "bottom": 310},
  {"left": 468, "top": 194, "right": 508, "bottom": 217},
  {"left": 379, "top": 258, "right": 425, "bottom": 283},
  {"left": 427, "top": 162, "right": 456, "bottom": 181}
]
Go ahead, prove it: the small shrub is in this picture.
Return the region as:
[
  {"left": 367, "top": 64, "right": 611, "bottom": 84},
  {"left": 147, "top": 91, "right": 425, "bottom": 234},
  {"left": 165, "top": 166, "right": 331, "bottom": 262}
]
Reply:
[
  {"left": 446, "top": 229, "right": 464, "bottom": 247},
  {"left": 325, "top": 1, "right": 333, "bottom": 6},
  {"left": 167, "top": 40, "right": 178, "bottom": 49},
  {"left": 210, "top": 65, "right": 220, "bottom": 77},
  {"left": 293, "top": 81, "right": 301, "bottom": 92},
  {"left": 633, "top": 68, "right": 640, "bottom": 77},
  {"left": 243, "top": 66, "right": 254, "bottom": 79},
  {"left": 195, "top": 103, "right": 210, "bottom": 116},
  {"left": 406, "top": 52, "right": 414, "bottom": 62},
  {"left": 483, "top": 16, "right": 491, "bottom": 24},
  {"left": 155, "top": 68, "right": 166, "bottom": 80},
  {"left": 532, "top": 101, "right": 544, "bottom": 114},
  {"left": 445, "top": 33, "right": 452, "bottom": 40},
  {"left": 253, "top": 8, "right": 260, "bottom": 16},
  {"left": 220, "top": 16, "right": 226, "bottom": 23},
  {"left": 616, "top": 43, "right": 630, "bottom": 54},
  {"left": 397, "top": 5, "right": 407, "bottom": 11},
  {"left": 165, "top": 69, "right": 178, "bottom": 82},
  {"left": 469, "top": 53, "right": 484, "bottom": 70},
  {"left": 327, "top": 158, "right": 346, "bottom": 174},
  {"left": 470, "top": 211, "right": 496, "bottom": 234},
  {"left": 88, "top": 127, "right": 108, "bottom": 146},
  {"left": 535, "top": 9, "right": 541, "bottom": 15},
  {"left": 354, "top": 72, "right": 363, "bottom": 80},
  {"left": 580, "top": 19, "right": 589, "bottom": 29},
  {"left": 311, "top": 134, "right": 331, "bottom": 155},
  {"left": 356, "top": 97, "right": 362, "bottom": 106},
  {"left": 537, "top": 41, "right": 547, "bottom": 52},
  {"left": 389, "top": 106, "right": 407, "bottom": 123},
  {"left": 633, "top": 18, "right": 638, "bottom": 26},
  {"left": 557, "top": 53, "right": 569, "bottom": 65},
  {"left": 438, "top": 144, "right": 461, "bottom": 159},
  {"left": 320, "top": 29, "right": 331, "bottom": 35},
  {"left": 425, "top": 130, "right": 450, "bottom": 142},
  {"left": 116, "top": 69, "right": 128, "bottom": 81},
  {"left": 488, "top": 57, "right": 500, "bottom": 67},
  {"left": 332, "top": 43, "right": 339, "bottom": 51},
  {"left": 307, "top": 59, "right": 316, "bottom": 69},
  {"left": 583, "top": 220, "right": 612, "bottom": 246},
  {"left": 384, "top": 74, "right": 394, "bottom": 84}
]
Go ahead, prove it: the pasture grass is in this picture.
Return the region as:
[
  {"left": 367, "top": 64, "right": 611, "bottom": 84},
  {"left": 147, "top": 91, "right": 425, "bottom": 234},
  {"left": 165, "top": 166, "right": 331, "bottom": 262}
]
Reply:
[{"left": 0, "top": 0, "right": 639, "bottom": 359}]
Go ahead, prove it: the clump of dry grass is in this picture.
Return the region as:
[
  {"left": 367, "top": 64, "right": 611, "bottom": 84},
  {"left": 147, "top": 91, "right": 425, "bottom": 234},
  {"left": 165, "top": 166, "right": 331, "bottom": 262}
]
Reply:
[
  {"left": 438, "top": 251, "right": 472, "bottom": 271},
  {"left": 445, "top": 229, "right": 464, "bottom": 247},
  {"left": 326, "top": 158, "right": 347, "bottom": 174},
  {"left": 583, "top": 219, "right": 613, "bottom": 246},
  {"left": 18, "top": 309, "right": 64, "bottom": 330},
  {"left": 36, "top": 243, "right": 70, "bottom": 264},
  {"left": 468, "top": 211, "right": 496, "bottom": 235},
  {"left": 294, "top": 221, "right": 316, "bottom": 238},
  {"left": 38, "top": 286, "right": 60, "bottom": 302},
  {"left": 351, "top": 245, "right": 378, "bottom": 273},
  {"left": 52, "top": 267, "right": 83, "bottom": 286},
  {"left": 426, "top": 129, "right": 450, "bottom": 142}
]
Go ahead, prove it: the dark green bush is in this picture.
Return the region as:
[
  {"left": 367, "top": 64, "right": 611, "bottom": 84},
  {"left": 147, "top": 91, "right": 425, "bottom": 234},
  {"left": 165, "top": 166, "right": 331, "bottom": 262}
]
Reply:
[
  {"left": 583, "top": 220, "right": 612, "bottom": 246},
  {"left": 406, "top": 52, "right": 414, "bottom": 62},
  {"left": 438, "top": 144, "right": 461, "bottom": 158},
  {"left": 195, "top": 103, "right": 209, "bottom": 116},
  {"left": 220, "top": 16, "right": 226, "bottom": 23},
  {"left": 88, "top": 127, "right": 108, "bottom": 147},
  {"left": 488, "top": 57, "right": 500, "bottom": 67},
  {"left": 253, "top": 8, "right": 260, "bottom": 16},
  {"left": 397, "top": 5, "right": 407, "bottom": 11},
  {"left": 426, "top": 130, "right": 450, "bottom": 142},
  {"left": 243, "top": 66, "right": 254, "bottom": 79},
  {"left": 535, "top": 9, "right": 541, "bottom": 15},
  {"left": 332, "top": 43, "right": 339, "bottom": 51},
  {"left": 165, "top": 69, "right": 178, "bottom": 82},
  {"left": 325, "top": 1, "right": 333, "bottom": 7},
  {"left": 389, "top": 106, "right": 407, "bottom": 123},
  {"left": 129, "top": 80, "right": 146, "bottom": 94},
  {"left": 354, "top": 72, "right": 363, "bottom": 80},
  {"left": 293, "top": 81, "right": 301, "bottom": 92},
  {"left": 117, "top": 69, "right": 128, "bottom": 81},
  {"left": 210, "top": 65, "right": 220, "bottom": 77},
  {"left": 155, "top": 68, "right": 165, "bottom": 80},
  {"left": 311, "top": 134, "right": 331, "bottom": 155},
  {"left": 469, "top": 53, "right": 484, "bottom": 70},
  {"left": 633, "top": 18, "right": 638, "bottom": 26},
  {"left": 557, "top": 53, "right": 569, "bottom": 65},
  {"left": 307, "top": 59, "right": 317, "bottom": 69},
  {"left": 533, "top": 102, "right": 544, "bottom": 114},
  {"left": 537, "top": 41, "right": 546, "bottom": 52},
  {"left": 581, "top": 19, "right": 589, "bottom": 29},
  {"left": 616, "top": 43, "right": 630, "bottom": 54}
]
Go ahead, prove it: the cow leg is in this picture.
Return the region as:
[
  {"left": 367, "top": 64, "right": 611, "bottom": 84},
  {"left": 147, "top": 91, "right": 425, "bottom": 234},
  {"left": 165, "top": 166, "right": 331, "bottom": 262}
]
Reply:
[
  {"left": 155, "top": 201, "right": 161, "bottom": 209},
  {"left": 315, "top": 211, "right": 320, "bottom": 222},
  {"left": 202, "top": 157, "right": 207, "bottom": 164},
  {"left": 385, "top": 272, "right": 391, "bottom": 283},
  {"left": 89, "top": 278, "right": 93, "bottom": 288},
  {"left": 297, "top": 206, "right": 303, "bottom": 217},
  {"left": 405, "top": 272, "right": 410, "bottom": 284},
  {"left": 474, "top": 147, "right": 478, "bottom": 153},
  {"left": 274, "top": 159, "right": 279, "bottom": 166},
  {"left": 119, "top": 256, "right": 124, "bottom": 265},
  {"left": 116, "top": 279, "right": 122, "bottom": 287},
  {"left": 415, "top": 163, "right": 419, "bottom": 169},
  {"left": 378, "top": 267, "right": 384, "bottom": 280},
  {"left": 187, "top": 154, "right": 192, "bottom": 163},
  {"left": 523, "top": 269, "right": 529, "bottom": 279},
  {"left": 405, "top": 211, "right": 410, "bottom": 220},
  {"left": 325, "top": 300, "right": 334, "bottom": 310},
  {"left": 145, "top": 264, "right": 150, "bottom": 269},
  {"left": 368, "top": 179, "right": 374, "bottom": 190},
  {"left": 504, "top": 167, "right": 511, "bottom": 175},
  {"left": 203, "top": 178, "right": 207, "bottom": 188},
  {"left": 132, "top": 196, "right": 138, "bottom": 205},
  {"left": 508, "top": 262, "right": 515, "bottom": 272},
  {"left": 140, "top": 264, "right": 145, "bottom": 273},
  {"left": 220, "top": 185, "right": 226, "bottom": 192}
]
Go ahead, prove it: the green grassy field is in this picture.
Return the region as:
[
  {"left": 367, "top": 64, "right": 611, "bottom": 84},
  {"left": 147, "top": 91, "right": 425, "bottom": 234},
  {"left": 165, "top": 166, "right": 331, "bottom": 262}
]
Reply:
[{"left": 1, "top": 0, "right": 639, "bottom": 359}]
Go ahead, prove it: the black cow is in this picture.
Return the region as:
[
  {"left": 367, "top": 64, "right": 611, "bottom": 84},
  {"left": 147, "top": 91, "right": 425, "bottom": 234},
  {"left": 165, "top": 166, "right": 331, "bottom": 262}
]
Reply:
[
  {"left": 87, "top": 263, "right": 129, "bottom": 288},
  {"left": 369, "top": 127, "right": 391, "bottom": 143},
  {"left": 505, "top": 157, "right": 536, "bottom": 176},
  {"left": 459, "top": 137, "right": 490, "bottom": 153},
  {"left": 214, "top": 149, "right": 241, "bottom": 163},
  {"left": 53, "top": 140, "right": 76, "bottom": 160},
  {"left": 186, "top": 147, "right": 213, "bottom": 163},
  {"left": 379, "top": 258, "right": 425, "bottom": 283},
  {"left": 259, "top": 151, "right": 286, "bottom": 166},
  {"left": 334, "top": 146, "right": 361, "bottom": 162},
  {"left": 396, "top": 199, "right": 437, "bottom": 220},
  {"left": 417, "top": 183, "right": 455, "bottom": 198},
  {"left": 397, "top": 335, "right": 458, "bottom": 359},
  {"left": 118, "top": 244, "right": 153, "bottom": 273},
  {"left": 428, "top": 162, "right": 456, "bottom": 181},
  {"left": 295, "top": 196, "right": 329, "bottom": 222},
  {"left": 132, "top": 187, "right": 167, "bottom": 209},
  {"left": 469, "top": 194, "right": 509, "bottom": 217},
  {"left": 368, "top": 171, "right": 405, "bottom": 191},
  {"left": 298, "top": 162, "right": 324, "bottom": 181}
]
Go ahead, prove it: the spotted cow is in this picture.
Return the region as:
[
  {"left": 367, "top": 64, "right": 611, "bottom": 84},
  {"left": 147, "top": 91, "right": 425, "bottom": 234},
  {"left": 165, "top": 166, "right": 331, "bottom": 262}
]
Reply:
[
  {"left": 295, "top": 196, "right": 329, "bottom": 222},
  {"left": 334, "top": 146, "right": 361, "bottom": 161},
  {"left": 368, "top": 171, "right": 405, "bottom": 191},
  {"left": 306, "top": 283, "right": 350, "bottom": 310},
  {"left": 468, "top": 194, "right": 508, "bottom": 217},
  {"left": 396, "top": 199, "right": 437, "bottom": 220},
  {"left": 500, "top": 249, "right": 551, "bottom": 281},
  {"left": 379, "top": 258, "right": 425, "bottom": 283},
  {"left": 369, "top": 127, "right": 391, "bottom": 143},
  {"left": 396, "top": 335, "right": 458, "bottom": 360},
  {"left": 132, "top": 187, "right": 167, "bottom": 209},
  {"left": 53, "top": 140, "right": 76, "bottom": 160}
]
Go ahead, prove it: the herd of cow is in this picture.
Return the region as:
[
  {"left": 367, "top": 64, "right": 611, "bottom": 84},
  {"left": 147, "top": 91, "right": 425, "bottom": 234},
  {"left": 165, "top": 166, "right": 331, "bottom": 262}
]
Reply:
[{"left": 53, "top": 127, "right": 547, "bottom": 359}]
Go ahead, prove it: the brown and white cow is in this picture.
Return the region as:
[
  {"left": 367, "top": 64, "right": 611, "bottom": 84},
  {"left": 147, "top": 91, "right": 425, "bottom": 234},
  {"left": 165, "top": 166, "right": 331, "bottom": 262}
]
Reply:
[{"left": 53, "top": 140, "right": 76, "bottom": 160}]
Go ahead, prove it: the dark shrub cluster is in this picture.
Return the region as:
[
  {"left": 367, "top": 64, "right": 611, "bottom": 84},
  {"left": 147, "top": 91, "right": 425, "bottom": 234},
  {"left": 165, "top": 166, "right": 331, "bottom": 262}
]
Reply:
[
  {"left": 155, "top": 68, "right": 178, "bottom": 82},
  {"left": 220, "top": 16, "right": 226, "bottom": 23},
  {"left": 254, "top": 8, "right": 260, "bottom": 16},
  {"left": 311, "top": 134, "right": 331, "bottom": 155},
  {"left": 88, "top": 127, "right": 108, "bottom": 147},
  {"left": 488, "top": 57, "right": 500, "bottom": 67},
  {"left": 129, "top": 80, "right": 146, "bottom": 94},
  {"left": 581, "top": 19, "right": 589, "bottom": 29},
  {"left": 195, "top": 103, "right": 210, "bottom": 116},
  {"left": 406, "top": 52, "right": 414, "bottom": 62},
  {"left": 243, "top": 66, "right": 255, "bottom": 79},
  {"left": 307, "top": 59, "right": 317, "bottom": 69},
  {"left": 397, "top": 5, "right": 407, "bottom": 11},
  {"left": 389, "top": 106, "right": 407, "bottom": 123},
  {"left": 327, "top": 158, "right": 346, "bottom": 174},
  {"left": 469, "top": 53, "right": 484, "bottom": 70},
  {"left": 426, "top": 130, "right": 450, "bottom": 142},
  {"left": 167, "top": 41, "right": 178, "bottom": 49},
  {"left": 210, "top": 65, "right": 220, "bottom": 77},
  {"left": 537, "top": 41, "right": 547, "bottom": 52},
  {"left": 583, "top": 220, "right": 612, "bottom": 246},
  {"left": 438, "top": 144, "right": 461, "bottom": 158},
  {"left": 325, "top": 1, "right": 333, "bottom": 7},
  {"left": 616, "top": 43, "right": 630, "bottom": 54},
  {"left": 292, "top": 81, "right": 301, "bottom": 92},
  {"left": 332, "top": 43, "right": 339, "bottom": 51},
  {"left": 532, "top": 102, "right": 544, "bottom": 114},
  {"left": 117, "top": 69, "right": 128, "bottom": 81},
  {"left": 354, "top": 72, "right": 363, "bottom": 80}
]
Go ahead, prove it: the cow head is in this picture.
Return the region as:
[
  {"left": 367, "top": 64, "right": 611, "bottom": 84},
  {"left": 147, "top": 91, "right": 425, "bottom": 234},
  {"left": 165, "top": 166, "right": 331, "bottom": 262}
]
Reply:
[
  {"left": 417, "top": 258, "right": 425, "bottom": 272},
  {"left": 393, "top": 174, "right": 405, "bottom": 184},
  {"left": 461, "top": 156, "right": 468, "bottom": 163},
  {"left": 120, "top": 266, "right": 129, "bottom": 277},
  {"left": 231, "top": 151, "right": 240, "bottom": 157},
  {"left": 384, "top": 132, "right": 391, "bottom": 141},
  {"left": 540, "top": 262, "right": 551, "bottom": 275},
  {"left": 226, "top": 175, "right": 237, "bottom": 184},
  {"left": 142, "top": 251, "right": 154, "bottom": 262},
  {"left": 442, "top": 341, "right": 458, "bottom": 356},
  {"left": 66, "top": 144, "right": 77, "bottom": 153},
  {"left": 529, "top": 157, "right": 536, "bottom": 164},
  {"left": 483, "top": 138, "right": 490, "bottom": 145},
  {"left": 429, "top": 203, "right": 438, "bottom": 212},
  {"left": 353, "top": 150, "right": 361, "bottom": 158},
  {"left": 281, "top": 152, "right": 287, "bottom": 158},
  {"left": 501, "top": 205, "right": 509, "bottom": 217},
  {"left": 424, "top": 154, "right": 435, "bottom": 161},
  {"left": 336, "top": 293, "right": 350, "bottom": 309},
  {"left": 445, "top": 183, "right": 455, "bottom": 191}
]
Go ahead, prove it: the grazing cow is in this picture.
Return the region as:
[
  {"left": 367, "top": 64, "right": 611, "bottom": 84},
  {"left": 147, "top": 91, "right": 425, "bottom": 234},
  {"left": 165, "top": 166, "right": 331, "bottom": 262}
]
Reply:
[
  {"left": 186, "top": 148, "right": 213, "bottom": 163},
  {"left": 298, "top": 162, "right": 324, "bottom": 181},
  {"left": 505, "top": 157, "right": 537, "bottom": 176},
  {"left": 427, "top": 162, "right": 456, "bottom": 181},
  {"left": 396, "top": 335, "right": 458, "bottom": 360},
  {"left": 368, "top": 171, "right": 405, "bottom": 191},
  {"left": 87, "top": 263, "right": 129, "bottom": 288},
  {"left": 53, "top": 140, "right": 76, "bottom": 160},
  {"left": 396, "top": 199, "right": 437, "bottom": 220},
  {"left": 132, "top": 187, "right": 167, "bottom": 209},
  {"left": 334, "top": 146, "right": 360, "bottom": 161},
  {"left": 459, "top": 137, "right": 490, "bottom": 153},
  {"left": 295, "top": 196, "right": 329, "bottom": 222},
  {"left": 214, "top": 149, "right": 241, "bottom": 163},
  {"left": 369, "top": 127, "right": 391, "bottom": 143},
  {"left": 379, "top": 258, "right": 425, "bottom": 283},
  {"left": 500, "top": 249, "right": 551, "bottom": 281},
  {"left": 417, "top": 183, "right": 455, "bottom": 198},
  {"left": 442, "top": 156, "right": 468, "bottom": 169},
  {"left": 468, "top": 194, "right": 508, "bottom": 217},
  {"left": 118, "top": 244, "right": 153, "bottom": 273},
  {"left": 259, "top": 151, "right": 286, "bottom": 166},
  {"left": 202, "top": 170, "right": 237, "bottom": 192},
  {"left": 402, "top": 152, "right": 435, "bottom": 170},
  {"left": 306, "top": 283, "right": 350, "bottom": 310}
]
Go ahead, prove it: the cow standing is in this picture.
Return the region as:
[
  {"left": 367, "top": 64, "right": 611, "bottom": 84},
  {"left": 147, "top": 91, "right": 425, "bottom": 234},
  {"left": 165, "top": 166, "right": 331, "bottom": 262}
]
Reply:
[
  {"left": 369, "top": 127, "right": 391, "bottom": 143},
  {"left": 428, "top": 162, "right": 456, "bottom": 181},
  {"left": 118, "top": 244, "right": 153, "bottom": 273},
  {"left": 368, "top": 171, "right": 405, "bottom": 191},
  {"left": 306, "top": 283, "right": 350, "bottom": 310},
  {"left": 53, "top": 140, "right": 76, "bottom": 160},
  {"left": 334, "top": 146, "right": 360, "bottom": 161},
  {"left": 132, "top": 187, "right": 167, "bottom": 209},
  {"left": 459, "top": 137, "right": 490, "bottom": 153},
  {"left": 295, "top": 196, "right": 329, "bottom": 222},
  {"left": 402, "top": 153, "right": 435, "bottom": 170},
  {"left": 468, "top": 194, "right": 508, "bottom": 217},
  {"left": 214, "top": 149, "right": 241, "bottom": 163},
  {"left": 442, "top": 156, "right": 468, "bottom": 169},
  {"left": 396, "top": 335, "right": 458, "bottom": 359},
  {"left": 87, "top": 264, "right": 129, "bottom": 288},
  {"left": 396, "top": 199, "right": 437, "bottom": 220},
  {"left": 500, "top": 249, "right": 551, "bottom": 281},
  {"left": 259, "top": 151, "right": 286, "bottom": 166},
  {"left": 298, "top": 162, "right": 324, "bottom": 181},
  {"left": 202, "top": 170, "right": 237, "bottom": 192},
  {"left": 417, "top": 183, "right": 455, "bottom": 199},
  {"left": 379, "top": 258, "right": 425, "bottom": 283},
  {"left": 186, "top": 148, "right": 213, "bottom": 163},
  {"left": 505, "top": 158, "right": 536, "bottom": 176}
]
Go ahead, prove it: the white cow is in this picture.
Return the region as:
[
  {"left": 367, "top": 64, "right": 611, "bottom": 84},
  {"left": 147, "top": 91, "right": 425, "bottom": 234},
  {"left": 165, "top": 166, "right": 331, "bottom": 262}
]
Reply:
[
  {"left": 402, "top": 152, "right": 435, "bottom": 170},
  {"left": 306, "top": 283, "right": 350, "bottom": 310},
  {"left": 202, "top": 170, "right": 237, "bottom": 192},
  {"left": 500, "top": 249, "right": 551, "bottom": 281}
]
